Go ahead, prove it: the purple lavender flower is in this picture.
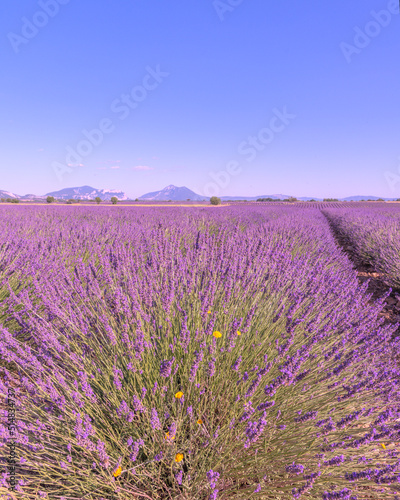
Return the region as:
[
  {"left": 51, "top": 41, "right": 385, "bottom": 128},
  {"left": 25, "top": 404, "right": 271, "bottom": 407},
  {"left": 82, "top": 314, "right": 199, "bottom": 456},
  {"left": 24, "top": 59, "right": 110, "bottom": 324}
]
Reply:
[
  {"left": 189, "top": 349, "right": 204, "bottom": 382},
  {"left": 323, "top": 455, "right": 345, "bottom": 466},
  {"left": 208, "top": 357, "right": 216, "bottom": 377},
  {"left": 231, "top": 356, "right": 242, "bottom": 371},
  {"left": 160, "top": 357, "right": 175, "bottom": 378},
  {"left": 295, "top": 410, "right": 318, "bottom": 423},
  {"left": 175, "top": 470, "right": 183, "bottom": 485},
  {"left": 322, "top": 488, "right": 356, "bottom": 499},
  {"left": 257, "top": 400, "right": 275, "bottom": 411},
  {"left": 150, "top": 408, "right": 161, "bottom": 430},
  {"left": 286, "top": 462, "right": 305, "bottom": 475},
  {"left": 207, "top": 470, "right": 220, "bottom": 489},
  {"left": 128, "top": 438, "right": 144, "bottom": 462},
  {"left": 132, "top": 395, "right": 146, "bottom": 414}
]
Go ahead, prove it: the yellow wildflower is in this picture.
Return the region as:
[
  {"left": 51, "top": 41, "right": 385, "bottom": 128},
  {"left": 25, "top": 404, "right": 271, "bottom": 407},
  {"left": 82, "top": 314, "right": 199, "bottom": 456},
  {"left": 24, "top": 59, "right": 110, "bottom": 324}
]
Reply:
[
  {"left": 165, "top": 432, "right": 175, "bottom": 440},
  {"left": 113, "top": 466, "right": 122, "bottom": 478},
  {"left": 207, "top": 310, "right": 212, "bottom": 314},
  {"left": 175, "top": 453, "right": 184, "bottom": 462},
  {"left": 237, "top": 331, "right": 241, "bottom": 336},
  {"left": 197, "top": 419, "right": 203, "bottom": 425},
  {"left": 213, "top": 331, "right": 222, "bottom": 338},
  {"left": 381, "top": 443, "right": 386, "bottom": 450},
  {"left": 175, "top": 391, "right": 184, "bottom": 399},
  {"left": 112, "top": 457, "right": 123, "bottom": 477}
]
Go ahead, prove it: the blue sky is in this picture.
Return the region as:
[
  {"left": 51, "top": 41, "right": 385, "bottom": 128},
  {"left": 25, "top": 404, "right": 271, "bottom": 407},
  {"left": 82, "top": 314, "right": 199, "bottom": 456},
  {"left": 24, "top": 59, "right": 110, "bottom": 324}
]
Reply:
[{"left": 1, "top": 0, "right": 399, "bottom": 199}]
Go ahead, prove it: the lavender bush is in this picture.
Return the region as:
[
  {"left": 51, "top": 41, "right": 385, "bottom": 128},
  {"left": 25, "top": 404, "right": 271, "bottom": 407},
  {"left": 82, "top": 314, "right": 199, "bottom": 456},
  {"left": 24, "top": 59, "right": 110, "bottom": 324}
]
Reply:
[
  {"left": 0, "top": 205, "right": 399, "bottom": 499},
  {"left": 324, "top": 205, "right": 400, "bottom": 289}
]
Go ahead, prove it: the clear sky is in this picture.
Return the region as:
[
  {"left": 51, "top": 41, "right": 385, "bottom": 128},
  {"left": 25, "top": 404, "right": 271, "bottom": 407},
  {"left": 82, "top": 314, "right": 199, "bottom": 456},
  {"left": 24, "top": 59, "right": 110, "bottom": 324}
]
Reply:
[{"left": 1, "top": 0, "right": 399, "bottom": 199}]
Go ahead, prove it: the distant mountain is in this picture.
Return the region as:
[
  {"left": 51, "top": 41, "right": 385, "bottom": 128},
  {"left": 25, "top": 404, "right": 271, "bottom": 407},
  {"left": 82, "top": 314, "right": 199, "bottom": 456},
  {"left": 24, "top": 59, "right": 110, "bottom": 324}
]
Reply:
[
  {"left": 0, "top": 190, "right": 19, "bottom": 199},
  {"left": 45, "top": 185, "right": 128, "bottom": 201},
  {"left": 20, "top": 193, "right": 46, "bottom": 201},
  {"left": 139, "top": 185, "right": 207, "bottom": 201},
  {"left": 339, "top": 195, "right": 395, "bottom": 201}
]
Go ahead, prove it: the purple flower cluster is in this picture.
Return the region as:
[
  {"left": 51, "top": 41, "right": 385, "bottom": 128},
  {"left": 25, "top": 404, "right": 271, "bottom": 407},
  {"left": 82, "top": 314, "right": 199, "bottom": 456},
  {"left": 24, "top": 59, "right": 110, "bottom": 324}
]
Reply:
[
  {"left": 159, "top": 357, "right": 175, "bottom": 378},
  {"left": 244, "top": 411, "right": 268, "bottom": 448},
  {"left": 207, "top": 469, "right": 220, "bottom": 499},
  {"left": 322, "top": 488, "right": 357, "bottom": 499},
  {"left": 189, "top": 349, "right": 204, "bottom": 382},
  {"left": 127, "top": 438, "right": 144, "bottom": 462},
  {"left": 286, "top": 462, "right": 305, "bottom": 475},
  {"left": 294, "top": 410, "right": 318, "bottom": 423},
  {"left": 150, "top": 408, "right": 161, "bottom": 430}
]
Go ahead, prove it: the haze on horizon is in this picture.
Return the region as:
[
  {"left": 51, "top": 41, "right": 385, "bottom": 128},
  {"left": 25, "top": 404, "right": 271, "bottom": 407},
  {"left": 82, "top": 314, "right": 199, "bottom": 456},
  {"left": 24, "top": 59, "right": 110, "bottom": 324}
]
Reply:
[{"left": 1, "top": 0, "right": 399, "bottom": 200}]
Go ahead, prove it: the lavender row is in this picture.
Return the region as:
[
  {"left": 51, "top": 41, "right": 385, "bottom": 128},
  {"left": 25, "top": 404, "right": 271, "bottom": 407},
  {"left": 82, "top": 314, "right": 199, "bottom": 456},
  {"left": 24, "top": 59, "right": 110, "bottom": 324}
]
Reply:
[
  {"left": 323, "top": 205, "right": 400, "bottom": 289},
  {"left": 0, "top": 205, "right": 399, "bottom": 499}
]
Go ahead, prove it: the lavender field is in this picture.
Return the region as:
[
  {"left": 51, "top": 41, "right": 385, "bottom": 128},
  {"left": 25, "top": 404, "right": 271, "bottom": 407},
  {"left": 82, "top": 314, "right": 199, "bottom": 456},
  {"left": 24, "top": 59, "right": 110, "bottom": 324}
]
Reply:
[{"left": 0, "top": 205, "right": 399, "bottom": 500}]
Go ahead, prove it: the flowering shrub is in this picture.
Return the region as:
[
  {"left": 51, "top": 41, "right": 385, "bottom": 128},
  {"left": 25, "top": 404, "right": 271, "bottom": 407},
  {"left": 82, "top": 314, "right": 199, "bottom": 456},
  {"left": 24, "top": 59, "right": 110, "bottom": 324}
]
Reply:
[
  {"left": 0, "top": 205, "right": 399, "bottom": 499},
  {"left": 323, "top": 205, "right": 400, "bottom": 289}
]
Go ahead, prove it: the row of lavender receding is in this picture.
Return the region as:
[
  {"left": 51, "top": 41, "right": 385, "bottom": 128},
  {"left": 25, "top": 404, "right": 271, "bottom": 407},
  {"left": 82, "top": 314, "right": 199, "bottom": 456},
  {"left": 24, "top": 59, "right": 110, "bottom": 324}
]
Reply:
[
  {"left": 0, "top": 205, "right": 399, "bottom": 499},
  {"left": 323, "top": 205, "right": 400, "bottom": 290}
]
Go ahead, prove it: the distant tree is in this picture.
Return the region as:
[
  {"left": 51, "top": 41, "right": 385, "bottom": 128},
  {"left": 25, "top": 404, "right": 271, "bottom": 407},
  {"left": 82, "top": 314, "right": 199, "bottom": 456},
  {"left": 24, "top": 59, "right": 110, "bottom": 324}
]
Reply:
[
  {"left": 95, "top": 196, "right": 101, "bottom": 204},
  {"left": 210, "top": 196, "right": 222, "bottom": 205},
  {"left": 186, "top": 199, "right": 191, "bottom": 201},
  {"left": 323, "top": 198, "right": 339, "bottom": 202},
  {"left": 111, "top": 196, "right": 118, "bottom": 205},
  {"left": 66, "top": 200, "right": 72, "bottom": 205},
  {"left": 0, "top": 198, "right": 5, "bottom": 203},
  {"left": 396, "top": 199, "right": 400, "bottom": 202},
  {"left": 288, "top": 197, "right": 298, "bottom": 203},
  {"left": 377, "top": 198, "right": 384, "bottom": 202},
  {"left": 11, "top": 198, "right": 19, "bottom": 204},
  {"left": 135, "top": 198, "right": 139, "bottom": 202},
  {"left": 47, "top": 196, "right": 55, "bottom": 204},
  {"left": 308, "top": 199, "right": 316, "bottom": 202}
]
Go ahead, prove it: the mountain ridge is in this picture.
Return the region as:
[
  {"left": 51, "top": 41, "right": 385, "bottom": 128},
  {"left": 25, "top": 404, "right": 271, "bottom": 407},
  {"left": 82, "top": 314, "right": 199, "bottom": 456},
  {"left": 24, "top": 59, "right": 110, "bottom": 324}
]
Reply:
[
  {"left": 139, "top": 185, "right": 206, "bottom": 201},
  {"left": 45, "top": 185, "right": 128, "bottom": 201},
  {"left": 0, "top": 185, "right": 398, "bottom": 202}
]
